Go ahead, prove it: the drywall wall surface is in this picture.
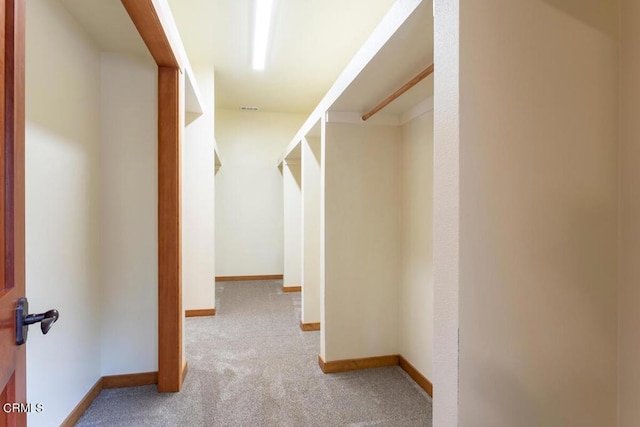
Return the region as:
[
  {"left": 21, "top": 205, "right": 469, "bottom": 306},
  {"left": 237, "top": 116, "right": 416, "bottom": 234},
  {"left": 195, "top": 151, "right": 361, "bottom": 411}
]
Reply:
[
  {"left": 25, "top": 1, "right": 102, "bottom": 425},
  {"left": 183, "top": 67, "right": 216, "bottom": 311},
  {"left": 301, "top": 136, "right": 322, "bottom": 324},
  {"left": 398, "top": 111, "right": 433, "bottom": 381},
  {"left": 619, "top": 1, "right": 640, "bottom": 425},
  {"left": 458, "top": 1, "right": 619, "bottom": 426},
  {"left": 100, "top": 53, "right": 159, "bottom": 375},
  {"left": 433, "top": 0, "right": 460, "bottom": 423},
  {"left": 215, "top": 109, "right": 306, "bottom": 276},
  {"left": 320, "top": 118, "right": 328, "bottom": 358},
  {"left": 323, "top": 122, "right": 400, "bottom": 361},
  {"left": 283, "top": 160, "right": 302, "bottom": 288}
]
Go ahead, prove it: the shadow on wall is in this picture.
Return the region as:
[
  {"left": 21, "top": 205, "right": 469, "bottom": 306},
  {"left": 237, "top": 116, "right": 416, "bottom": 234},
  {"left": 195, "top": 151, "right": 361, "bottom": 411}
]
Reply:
[
  {"left": 186, "top": 111, "right": 200, "bottom": 126},
  {"left": 539, "top": 0, "right": 618, "bottom": 36}
]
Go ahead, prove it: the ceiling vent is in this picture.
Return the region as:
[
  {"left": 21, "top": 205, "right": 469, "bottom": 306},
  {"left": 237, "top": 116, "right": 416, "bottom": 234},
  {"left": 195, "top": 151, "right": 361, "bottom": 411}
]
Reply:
[{"left": 240, "top": 106, "right": 259, "bottom": 112}]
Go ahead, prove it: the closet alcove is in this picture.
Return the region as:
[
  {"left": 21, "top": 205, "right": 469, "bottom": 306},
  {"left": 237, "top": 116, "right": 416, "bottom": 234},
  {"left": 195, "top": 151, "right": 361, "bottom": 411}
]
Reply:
[{"left": 279, "top": 0, "right": 434, "bottom": 396}]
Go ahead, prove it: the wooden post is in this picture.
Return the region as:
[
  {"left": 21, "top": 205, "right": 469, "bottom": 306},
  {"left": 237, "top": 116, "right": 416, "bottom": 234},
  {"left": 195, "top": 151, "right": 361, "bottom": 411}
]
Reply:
[{"left": 157, "top": 66, "right": 182, "bottom": 392}]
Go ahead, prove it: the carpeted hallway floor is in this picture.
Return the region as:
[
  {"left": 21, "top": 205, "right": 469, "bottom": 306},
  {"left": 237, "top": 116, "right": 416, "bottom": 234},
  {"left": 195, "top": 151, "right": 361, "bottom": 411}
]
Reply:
[{"left": 76, "top": 280, "right": 432, "bottom": 426}]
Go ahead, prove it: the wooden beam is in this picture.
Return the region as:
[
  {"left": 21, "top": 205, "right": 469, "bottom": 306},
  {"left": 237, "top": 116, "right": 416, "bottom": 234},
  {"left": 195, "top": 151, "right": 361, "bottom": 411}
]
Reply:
[
  {"left": 120, "top": 0, "right": 179, "bottom": 68},
  {"left": 362, "top": 64, "right": 434, "bottom": 121},
  {"left": 157, "top": 67, "right": 182, "bottom": 392}
]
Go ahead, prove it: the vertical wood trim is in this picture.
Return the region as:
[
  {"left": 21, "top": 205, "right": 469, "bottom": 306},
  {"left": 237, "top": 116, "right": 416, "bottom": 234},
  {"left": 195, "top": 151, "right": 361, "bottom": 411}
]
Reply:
[
  {"left": 9, "top": 2, "right": 25, "bottom": 424},
  {"left": 0, "top": 376, "right": 9, "bottom": 426},
  {"left": 3, "top": 0, "right": 15, "bottom": 294},
  {"left": 12, "top": 0, "right": 24, "bottom": 322},
  {"left": 0, "top": 0, "right": 7, "bottom": 295},
  {"left": 124, "top": 0, "right": 186, "bottom": 397},
  {"left": 157, "top": 66, "right": 182, "bottom": 393}
]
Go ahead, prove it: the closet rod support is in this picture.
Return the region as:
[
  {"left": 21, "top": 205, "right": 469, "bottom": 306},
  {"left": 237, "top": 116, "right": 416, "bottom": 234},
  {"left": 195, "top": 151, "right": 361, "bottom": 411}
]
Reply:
[{"left": 361, "top": 64, "right": 434, "bottom": 121}]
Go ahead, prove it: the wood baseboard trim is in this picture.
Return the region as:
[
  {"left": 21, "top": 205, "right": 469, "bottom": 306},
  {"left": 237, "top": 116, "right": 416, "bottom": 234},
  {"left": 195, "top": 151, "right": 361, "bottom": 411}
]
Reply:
[
  {"left": 182, "top": 361, "right": 188, "bottom": 385},
  {"left": 300, "top": 320, "right": 321, "bottom": 331},
  {"left": 61, "top": 369, "right": 161, "bottom": 426},
  {"left": 102, "top": 371, "right": 159, "bottom": 389},
  {"left": 60, "top": 378, "right": 103, "bottom": 427},
  {"left": 216, "top": 275, "right": 283, "bottom": 282},
  {"left": 399, "top": 355, "right": 433, "bottom": 397},
  {"left": 185, "top": 308, "right": 216, "bottom": 317},
  {"left": 318, "top": 354, "right": 433, "bottom": 396},
  {"left": 318, "top": 354, "right": 399, "bottom": 374},
  {"left": 283, "top": 285, "right": 302, "bottom": 293}
]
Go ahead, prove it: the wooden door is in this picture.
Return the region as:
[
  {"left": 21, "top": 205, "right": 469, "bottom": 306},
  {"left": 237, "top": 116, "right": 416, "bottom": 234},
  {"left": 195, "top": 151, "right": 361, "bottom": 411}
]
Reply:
[{"left": 0, "top": 0, "right": 26, "bottom": 426}]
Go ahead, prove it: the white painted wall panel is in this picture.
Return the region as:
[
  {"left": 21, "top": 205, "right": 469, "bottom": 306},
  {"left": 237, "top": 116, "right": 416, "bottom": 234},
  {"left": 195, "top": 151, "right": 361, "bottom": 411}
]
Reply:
[
  {"left": 619, "top": 1, "right": 640, "bottom": 425},
  {"left": 183, "top": 68, "right": 216, "bottom": 311},
  {"left": 25, "top": 1, "right": 102, "bottom": 425},
  {"left": 323, "top": 122, "right": 400, "bottom": 361},
  {"left": 301, "top": 137, "right": 322, "bottom": 324},
  {"left": 215, "top": 109, "right": 305, "bottom": 276},
  {"left": 456, "top": 1, "right": 619, "bottom": 425},
  {"left": 283, "top": 160, "right": 302, "bottom": 288},
  {"left": 100, "top": 53, "right": 158, "bottom": 376},
  {"left": 398, "top": 111, "right": 433, "bottom": 380}
]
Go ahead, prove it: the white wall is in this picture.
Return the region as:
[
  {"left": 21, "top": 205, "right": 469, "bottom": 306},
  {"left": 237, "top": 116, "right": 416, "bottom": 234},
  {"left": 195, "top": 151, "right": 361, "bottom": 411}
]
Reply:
[
  {"left": 398, "top": 111, "right": 433, "bottom": 380},
  {"left": 432, "top": 0, "right": 460, "bottom": 422},
  {"left": 100, "top": 53, "right": 158, "bottom": 375},
  {"left": 183, "top": 67, "right": 216, "bottom": 311},
  {"left": 283, "top": 160, "right": 302, "bottom": 288},
  {"left": 619, "top": 1, "right": 640, "bottom": 425},
  {"left": 215, "top": 109, "right": 306, "bottom": 276},
  {"left": 322, "top": 122, "right": 400, "bottom": 361},
  {"left": 442, "top": 1, "right": 619, "bottom": 425},
  {"left": 25, "top": 1, "right": 102, "bottom": 426},
  {"left": 301, "top": 137, "right": 322, "bottom": 324}
]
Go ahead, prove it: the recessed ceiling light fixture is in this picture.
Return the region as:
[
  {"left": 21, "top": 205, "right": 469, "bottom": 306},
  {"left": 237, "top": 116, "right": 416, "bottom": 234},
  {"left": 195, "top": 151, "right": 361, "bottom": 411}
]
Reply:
[{"left": 252, "top": 0, "right": 274, "bottom": 71}]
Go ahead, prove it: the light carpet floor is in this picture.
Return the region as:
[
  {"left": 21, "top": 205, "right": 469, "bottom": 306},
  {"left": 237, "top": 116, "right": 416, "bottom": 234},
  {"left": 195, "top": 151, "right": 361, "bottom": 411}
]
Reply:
[{"left": 76, "top": 280, "right": 432, "bottom": 426}]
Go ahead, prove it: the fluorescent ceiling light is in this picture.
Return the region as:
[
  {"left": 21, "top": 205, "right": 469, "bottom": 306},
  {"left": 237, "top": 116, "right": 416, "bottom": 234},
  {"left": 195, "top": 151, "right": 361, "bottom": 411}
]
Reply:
[{"left": 252, "top": 0, "right": 274, "bottom": 71}]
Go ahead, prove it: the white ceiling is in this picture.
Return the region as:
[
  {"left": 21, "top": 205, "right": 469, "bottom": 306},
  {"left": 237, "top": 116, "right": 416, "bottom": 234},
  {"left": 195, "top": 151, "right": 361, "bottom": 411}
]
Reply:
[
  {"left": 166, "top": 0, "right": 399, "bottom": 113},
  {"left": 59, "top": 0, "right": 419, "bottom": 115},
  {"left": 58, "top": 0, "right": 151, "bottom": 61}
]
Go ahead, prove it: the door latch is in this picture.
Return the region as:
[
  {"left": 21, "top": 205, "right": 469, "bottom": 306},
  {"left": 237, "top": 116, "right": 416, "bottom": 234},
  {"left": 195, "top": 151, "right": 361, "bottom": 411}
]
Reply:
[{"left": 15, "top": 297, "right": 59, "bottom": 345}]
